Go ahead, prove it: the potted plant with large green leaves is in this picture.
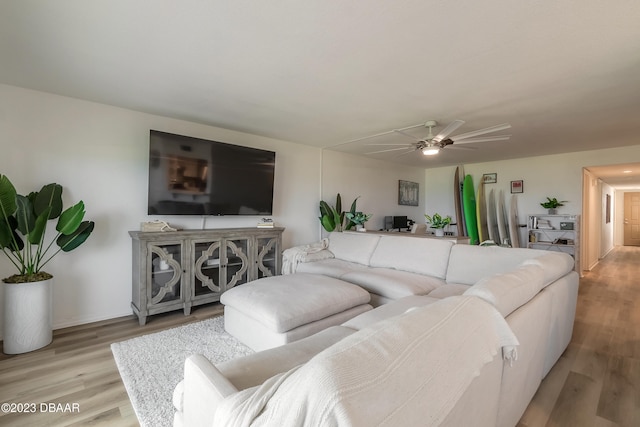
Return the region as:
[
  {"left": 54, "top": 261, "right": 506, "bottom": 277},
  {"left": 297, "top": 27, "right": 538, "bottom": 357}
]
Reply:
[
  {"left": 318, "top": 193, "right": 359, "bottom": 232},
  {"left": 0, "top": 175, "right": 94, "bottom": 354},
  {"left": 424, "top": 213, "right": 452, "bottom": 237},
  {"left": 345, "top": 212, "right": 373, "bottom": 232}
]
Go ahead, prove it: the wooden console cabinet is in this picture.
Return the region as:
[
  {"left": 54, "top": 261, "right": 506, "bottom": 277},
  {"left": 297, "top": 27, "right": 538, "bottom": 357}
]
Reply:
[{"left": 129, "top": 227, "right": 284, "bottom": 325}]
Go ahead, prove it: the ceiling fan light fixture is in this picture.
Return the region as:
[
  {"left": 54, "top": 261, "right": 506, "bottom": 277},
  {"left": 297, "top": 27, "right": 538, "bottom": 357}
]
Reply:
[{"left": 422, "top": 147, "right": 440, "bottom": 156}]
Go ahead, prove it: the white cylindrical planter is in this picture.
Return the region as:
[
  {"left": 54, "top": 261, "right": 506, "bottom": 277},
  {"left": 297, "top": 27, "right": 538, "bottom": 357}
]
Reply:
[
  {"left": 435, "top": 228, "right": 445, "bottom": 237},
  {"left": 3, "top": 279, "right": 53, "bottom": 354}
]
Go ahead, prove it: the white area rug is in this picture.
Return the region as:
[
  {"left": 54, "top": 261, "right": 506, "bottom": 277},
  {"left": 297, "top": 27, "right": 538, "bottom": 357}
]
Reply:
[{"left": 111, "top": 316, "right": 253, "bottom": 427}]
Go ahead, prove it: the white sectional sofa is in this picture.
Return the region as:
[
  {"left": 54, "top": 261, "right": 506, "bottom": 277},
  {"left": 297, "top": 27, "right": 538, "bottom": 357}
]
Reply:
[{"left": 174, "top": 231, "right": 579, "bottom": 427}]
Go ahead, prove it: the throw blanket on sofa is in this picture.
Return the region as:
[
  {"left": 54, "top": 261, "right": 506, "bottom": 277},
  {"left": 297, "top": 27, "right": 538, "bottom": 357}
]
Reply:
[
  {"left": 281, "top": 238, "right": 331, "bottom": 275},
  {"left": 213, "top": 296, "right": 519, "bottom": 427}
]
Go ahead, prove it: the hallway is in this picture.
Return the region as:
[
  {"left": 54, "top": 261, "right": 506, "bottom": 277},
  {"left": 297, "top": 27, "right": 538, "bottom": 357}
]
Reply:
[{"left": 520, "top": 246, "right": 640, "bottom": 426}]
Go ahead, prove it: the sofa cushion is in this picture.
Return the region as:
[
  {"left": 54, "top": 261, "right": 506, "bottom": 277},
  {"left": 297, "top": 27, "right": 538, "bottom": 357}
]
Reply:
[
  {"left": 296, "top": 258, "right": 368, "bottom": 278},
  {"left": 427, "top": 283, "right": 470, "bottom": 299},
  {"left": 216, "top": 325, "right": 355, "bottom": 391},
  {"left": 341, "top": 268, "right": 446, "bottom": 300},
  {"left": 520, "top": 252, "right": 574, "bottom": 288},
  {"left": 327, "top": 231, "right": 381, "bottom": 265},
  {"left": 341, "top": 295, "right": 439, "bottom": 330},
  {"left": 446, "top": 245, "right": 548, "bottom": 285},
  {"left": 369, "top": 235, "right": 454, "bottom": 279},
  {"left": 220, "top": 273, "right": 370, "bottom": 333},
  {"left": 463, "top": 264, "right": 544, "bottom": 317}
]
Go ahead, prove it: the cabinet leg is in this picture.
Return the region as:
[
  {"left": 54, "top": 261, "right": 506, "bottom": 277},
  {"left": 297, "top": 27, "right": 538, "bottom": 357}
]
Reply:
[
  {"left": 184, "top": 303, "right": 192, "bottom": 316},
  {"left": 138, "top": 315, "right": 147, "bottom": 326}
]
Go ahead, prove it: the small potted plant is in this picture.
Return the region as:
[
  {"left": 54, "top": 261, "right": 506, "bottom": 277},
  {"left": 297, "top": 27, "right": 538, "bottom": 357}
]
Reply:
[
  {"left": 345, "top": 212, "right": 373, "bottom": 231},
  {"left": 424, "top": 213, "right": 452, "bottom": 237},
  {"left": 540, "top": 197, "right": 567, "bottom": 214},
  {"left": 0, "top": 175, "right": 95, "bottom": 354}
]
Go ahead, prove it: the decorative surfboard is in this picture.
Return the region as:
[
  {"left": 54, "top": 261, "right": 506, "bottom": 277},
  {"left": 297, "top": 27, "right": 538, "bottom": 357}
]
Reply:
[
  {"left": 476, "top": 180, "right": 489, "bottom": 243},
  {"left": 456, "top": 165, "right": 469, "bottom": 236},
  {"left": 496, "top": 189, "right": 509, "bottom": 246},
  {"left": 454, "top": 166, "right": 465, "bottom": 237},
  {"left": 462, "top": 174, "right": 479, "bottom": 245},
  {"left": 508, "top": 194, "right": 521, "bottom": 248},
  {"left": 487, "top": 189, "right": 499, "bottom": 243}
]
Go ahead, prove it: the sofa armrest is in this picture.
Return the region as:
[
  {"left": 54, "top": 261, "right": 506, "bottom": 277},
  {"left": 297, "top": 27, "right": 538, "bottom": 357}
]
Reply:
[{"left": 179, "top": 354, "right": 239, "bottom": 427}]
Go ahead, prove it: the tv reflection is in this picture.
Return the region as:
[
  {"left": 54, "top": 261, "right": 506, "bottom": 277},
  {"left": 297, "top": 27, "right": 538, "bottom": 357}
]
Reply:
[{"left": 168, "top": 155, "right": 208, "bottom": 194}]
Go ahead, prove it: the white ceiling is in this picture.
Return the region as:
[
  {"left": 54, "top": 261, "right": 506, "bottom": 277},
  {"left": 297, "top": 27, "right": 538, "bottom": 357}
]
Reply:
[{"left": 1, "top": 1, "right": 640, "bottom": 185}]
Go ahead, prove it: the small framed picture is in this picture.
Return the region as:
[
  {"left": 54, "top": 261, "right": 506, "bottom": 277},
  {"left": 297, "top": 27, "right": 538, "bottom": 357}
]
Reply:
[
  {"left": 511, "top": 180, "right": 524, "bottom": 193},
  {"left": 482, "top": 173, "right": 497, "bottom": 184}
]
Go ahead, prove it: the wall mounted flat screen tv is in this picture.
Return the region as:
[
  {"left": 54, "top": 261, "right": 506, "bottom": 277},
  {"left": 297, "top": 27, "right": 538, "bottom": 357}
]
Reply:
[{"left": 148, "top": 130, "right": 276, "bottom": 215}]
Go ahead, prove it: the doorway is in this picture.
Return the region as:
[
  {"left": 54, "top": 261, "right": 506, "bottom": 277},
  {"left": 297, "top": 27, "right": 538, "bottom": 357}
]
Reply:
[{"left": 623, "top": 192, "right": 640, "bottom": 246}]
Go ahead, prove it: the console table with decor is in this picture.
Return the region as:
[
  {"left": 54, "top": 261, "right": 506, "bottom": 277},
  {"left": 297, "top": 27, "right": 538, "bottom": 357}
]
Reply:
[{"left": 129, "top": 227, "right": 284, "bottom": 325}]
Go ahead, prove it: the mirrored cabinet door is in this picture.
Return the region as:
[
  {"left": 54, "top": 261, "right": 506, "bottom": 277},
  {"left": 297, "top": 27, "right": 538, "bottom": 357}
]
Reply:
[
  {"left": 193, "top": 240, "right": 223, "bottom": 297},
  {"left": 149, "top": 243, "right": 184, "bottom": 305}
]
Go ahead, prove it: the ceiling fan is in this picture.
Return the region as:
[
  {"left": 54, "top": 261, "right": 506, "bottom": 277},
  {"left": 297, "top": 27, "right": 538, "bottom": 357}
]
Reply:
[{"left": 362, "top": 120, "right": 511, "bottom": 156}]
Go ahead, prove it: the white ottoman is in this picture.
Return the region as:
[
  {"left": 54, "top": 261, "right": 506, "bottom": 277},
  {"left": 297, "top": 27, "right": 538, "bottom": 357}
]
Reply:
[{"left": 220, "top": 273, "right": 372, "bottom": 351}]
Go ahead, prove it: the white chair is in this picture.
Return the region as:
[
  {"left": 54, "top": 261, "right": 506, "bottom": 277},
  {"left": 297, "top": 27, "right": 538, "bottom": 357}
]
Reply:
[{"left": 410, "top": 223, "right": 427, "bottom": 234}]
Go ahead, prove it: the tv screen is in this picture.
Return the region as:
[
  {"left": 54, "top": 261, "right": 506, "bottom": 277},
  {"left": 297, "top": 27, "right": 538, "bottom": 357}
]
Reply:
[{"left": 148, "top": 130, "right": 276, "bottom": 215}]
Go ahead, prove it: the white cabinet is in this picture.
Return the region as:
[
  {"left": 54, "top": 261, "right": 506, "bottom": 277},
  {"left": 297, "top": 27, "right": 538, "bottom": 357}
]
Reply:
[{"left": 526, "top": 214, "right": 580, "bottom": 273}]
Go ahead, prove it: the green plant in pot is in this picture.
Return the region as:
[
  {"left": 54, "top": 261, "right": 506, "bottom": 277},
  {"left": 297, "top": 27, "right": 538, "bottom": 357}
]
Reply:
[
  {"left": 540, "top": 197, "right": 567, "bottom": 214},
  {"left": 345, "top": 212, "right": 373, "bottom": 231},
  {"left": 318, "top": 193, "right": 359, "bottom": 232},
  {"left": 0, "top": 174, "right": 95, "bottom": 354},
  {"left": 424, "top": 213, "right": 452, "bottom": 237}
]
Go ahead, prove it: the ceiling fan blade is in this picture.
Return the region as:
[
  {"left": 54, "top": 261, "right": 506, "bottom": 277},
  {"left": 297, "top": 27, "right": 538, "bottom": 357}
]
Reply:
[
  {"left": 342, "top": 130, "right": 397, "bottom": 144},
  {"left": 453, "top": 135, "right": 511, "bottom": 145},
  {"left": 396, "top": 122, "right": 428, "bottom": 131},
  {"left": 393, "top": 129, "right": 422, "bottom": 142},
  {"left": 451, "top": 123, "right": 511, "bottom": 141},
  {"left": 394, "top": 149, "right": 419, "bottom": 157},
  {"left": 366, "top": 147, "right": 415, "bottom": 155},
  {"left": 364, "top": 143, "right": 414, "bottom": 146},
  {"left": 433, "top": 120, "right": 465, "bottom": 142},
  {"left": 447, "top": 145, "right": 478, "bottom": 151},
  {"left": 337, "top": 121, "right": 426, "bottom": 146}
]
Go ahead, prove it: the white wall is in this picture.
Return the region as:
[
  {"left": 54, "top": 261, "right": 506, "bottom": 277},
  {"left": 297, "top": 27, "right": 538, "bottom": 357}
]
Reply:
[
  {"left": 600, "top": 181, "right": 615, "bottom": 257},
  {"left": 0, "top": 84, "right": 321, "bottom": 333},
  {"left": 321, "top": 150, "right": 426, "bottom": 233},
  {"left": 582, "top": 169, "right": 600, "bottom": 271}
]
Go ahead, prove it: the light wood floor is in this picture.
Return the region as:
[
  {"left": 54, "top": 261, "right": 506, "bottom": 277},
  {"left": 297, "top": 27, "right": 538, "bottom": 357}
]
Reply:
[
  {"left": 519, "top": 245, "right": 640, "bottom": 427},
  {"left": 0, "top": 246, "right": 638, "bottom": 426}
]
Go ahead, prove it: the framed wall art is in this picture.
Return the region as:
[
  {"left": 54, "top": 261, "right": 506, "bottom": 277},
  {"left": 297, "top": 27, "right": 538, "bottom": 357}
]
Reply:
[
  {"left": 511, "top": 180, "right": 524, "bottom": 193},
  {"left": 483, "top": 173, "right": 497, "bottom": 184},
  {"left": 398, "top": 180, "right": 419, "bottom": 206}
]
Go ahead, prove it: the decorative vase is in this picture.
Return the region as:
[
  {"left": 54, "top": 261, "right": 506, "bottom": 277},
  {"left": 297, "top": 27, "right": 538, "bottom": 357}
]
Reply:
[
  {"left": 548, "top": 209, "right": 557, "bottom": 215},
  {"left": 435, "top": 228, "right": 445, "bottom": 237},
  {"left": 3, "top": 278, "right": 53, "bottom": 354}
]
